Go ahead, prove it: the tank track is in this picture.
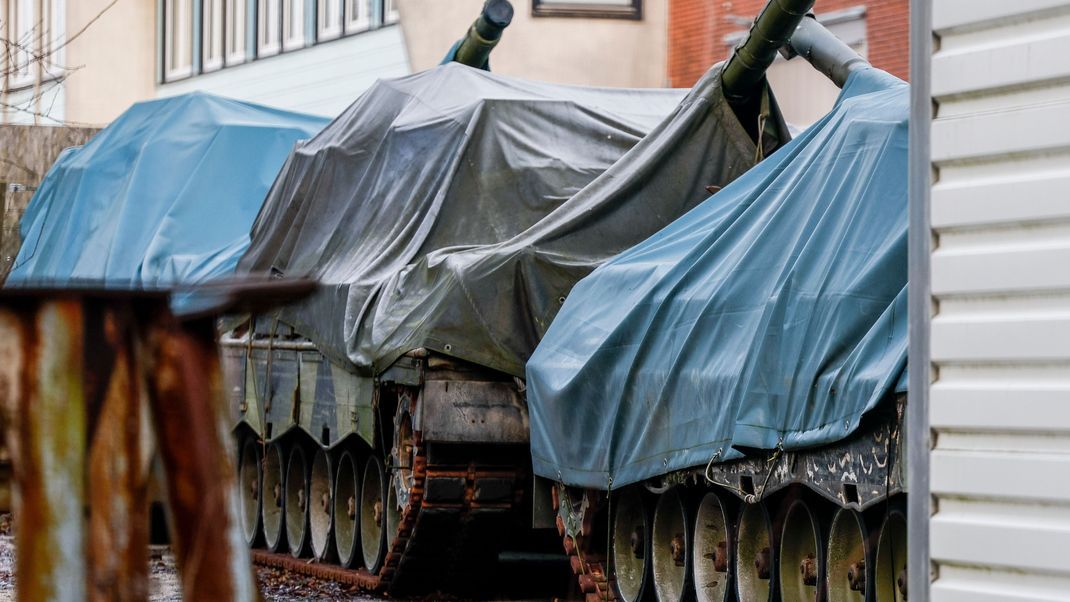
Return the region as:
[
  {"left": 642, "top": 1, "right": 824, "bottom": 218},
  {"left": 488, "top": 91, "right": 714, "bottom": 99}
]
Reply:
[
  {"left": 248, "top": 404, "right": 526, "bottom": 595},
  {"left": 387, "top": 429, "right": 527, "bottom": 594},
  {"left": 554, "top": 486, "right": 617, "bottom": 601},
  {"left": 552, "top": 402, "right": 908, "bottom": 602}
]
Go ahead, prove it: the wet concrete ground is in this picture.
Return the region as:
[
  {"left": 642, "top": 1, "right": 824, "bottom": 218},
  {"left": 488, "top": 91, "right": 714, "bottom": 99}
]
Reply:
[{"left": 0, "top": 536, "right": 573, "bottom": 601}]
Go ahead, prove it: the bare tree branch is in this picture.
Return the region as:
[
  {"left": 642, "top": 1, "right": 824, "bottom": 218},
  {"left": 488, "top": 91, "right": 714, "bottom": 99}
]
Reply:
[
  {"left": 1, "top": 70, "right": 100, "bottom": 128},
  {"left": 0, "top": 0, "right": 120, "bottom": 124}
]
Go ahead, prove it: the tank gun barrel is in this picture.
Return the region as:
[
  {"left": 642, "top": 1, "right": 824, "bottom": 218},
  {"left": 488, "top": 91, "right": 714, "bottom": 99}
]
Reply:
[
  {"left": 452, "top": 0, "right": 515, "bottom": 69},
  {"left": 783, "top": 15, "right": 870, "bottom": 89},
  {"left": 721, "top": 0, "right": 816, "bottom": 106}
]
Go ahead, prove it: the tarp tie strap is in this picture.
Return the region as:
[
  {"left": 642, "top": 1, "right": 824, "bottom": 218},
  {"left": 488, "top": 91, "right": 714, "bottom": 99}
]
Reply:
[
  {"left": 754, "top": 85, "right": 772, "bottom": 163},
  {"left": 754, "top": 440, "right": 785, "bottom": 503},
  {"left": 703, "top": 448, "right": 724, "bottom": 484}
]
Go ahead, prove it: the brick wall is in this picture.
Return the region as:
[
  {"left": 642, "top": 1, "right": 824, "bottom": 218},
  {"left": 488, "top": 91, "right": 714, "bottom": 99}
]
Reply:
[{"left": 668, "top": 0, "right": 909, "bottom": 87}]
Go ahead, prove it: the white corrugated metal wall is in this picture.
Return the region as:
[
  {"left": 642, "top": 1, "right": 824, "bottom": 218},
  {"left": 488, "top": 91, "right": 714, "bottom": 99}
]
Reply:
[{"left": 926, "top": 1, "right": 1070, "bottom": 599}]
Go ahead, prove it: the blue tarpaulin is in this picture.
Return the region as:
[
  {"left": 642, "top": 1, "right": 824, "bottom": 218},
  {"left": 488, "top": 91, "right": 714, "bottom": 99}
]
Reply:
[
  {"left": 526, "top": 68, "right": 908, "bottom": 490},
  {"left": 6, "top": 93, "right": 327, "bottom": 288}
]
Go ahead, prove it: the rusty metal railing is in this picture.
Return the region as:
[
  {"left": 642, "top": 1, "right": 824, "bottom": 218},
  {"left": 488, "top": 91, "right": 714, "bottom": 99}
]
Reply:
[{"left": 0, "top": 280, "right": 312, "bottom": 601}]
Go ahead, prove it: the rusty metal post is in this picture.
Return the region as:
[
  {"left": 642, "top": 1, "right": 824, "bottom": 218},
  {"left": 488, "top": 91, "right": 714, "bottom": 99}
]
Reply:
[
  {"left": 143, "top": 313, "right": 258, "bottom": 601},
  {"left": 85, "top": 303, "right": 152, "bottom": 601},
  {"left": 0, "top": 300, "right": 156, "bottom": 601},
  {"left": 0, "top": 301, "right": 88, "bottom": 602},
  {"left": 0, "top": 282, "right": 306, "bottom": 600}
]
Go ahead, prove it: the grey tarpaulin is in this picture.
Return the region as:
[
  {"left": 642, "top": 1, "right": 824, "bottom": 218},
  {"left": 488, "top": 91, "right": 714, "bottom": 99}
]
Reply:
[
  {"left": 239, "top": 63, "right": 685, "bottom": 365},
  {"left": 526, "top": 68, "right": 908, "bottom": 489},
  {"left": 239, "top": 63, "right": 774, "bottom": 376}
]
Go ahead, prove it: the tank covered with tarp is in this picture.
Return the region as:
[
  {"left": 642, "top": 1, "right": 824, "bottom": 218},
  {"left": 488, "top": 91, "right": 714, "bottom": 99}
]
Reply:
[
  {"left": 526, "top": 67, "right": 908, "bottom": 490},
  {"left": 239, "top": 62, "right": 782, "bottom": 377},
  {"left": 6, "top": 93, "right": 328, "bottom": 288}
]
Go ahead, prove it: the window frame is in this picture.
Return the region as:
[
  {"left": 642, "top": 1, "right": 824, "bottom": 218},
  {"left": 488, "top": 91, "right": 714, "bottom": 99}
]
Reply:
[
  {"left": 224, "top": 0, "right": 247, "bottom": 66},
  {"left": 163, "top": 0, "right": 195, "bottom": 82},
  {"left": 317, "top": 0, "right": 343, "bottom": 42},
  {"left": 157, "top": 0, "right": 399, "bottom": 84},
  {"left": 281, "top": 0, "right": 305, "bottom": 51},
  {"left": 10, "top": 0, "right": 37, "bottom": 87},
  {"left": 257, "top": 0, "right": 282, "bottom": 58},
  {"left": 531, "top": 0, "right": 641, "bottom": 20},
  {"left": 202, "top": 0, "right": 225, "bottom": 72},
  {"left": 382, "top": 0, "right": 398, "bottom": 24},
  {"left": 344, "top": 0, "right": 372, "bottom": 35}
]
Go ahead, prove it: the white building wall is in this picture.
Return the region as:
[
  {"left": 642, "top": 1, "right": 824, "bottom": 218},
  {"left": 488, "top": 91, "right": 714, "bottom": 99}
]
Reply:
[
  {"left": 157, "top": 25, "right": 409, "bottom": 117},
  {"left": 928, "top": 1, "right": 1070, "bottom": 598}
]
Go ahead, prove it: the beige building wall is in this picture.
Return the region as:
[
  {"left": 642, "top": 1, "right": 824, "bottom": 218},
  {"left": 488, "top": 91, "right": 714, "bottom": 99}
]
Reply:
[
  {"left": 396, "top": 0, "right": 668, "bottom": 88},
  {"left": 64, "top": 0, "right": 156, "bottom": 126}
]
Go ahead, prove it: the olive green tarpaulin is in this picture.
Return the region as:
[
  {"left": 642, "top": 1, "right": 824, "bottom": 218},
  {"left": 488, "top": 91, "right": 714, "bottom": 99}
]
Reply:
[{"left": 239, "top": 62, "right": 771, "bottom": 377}]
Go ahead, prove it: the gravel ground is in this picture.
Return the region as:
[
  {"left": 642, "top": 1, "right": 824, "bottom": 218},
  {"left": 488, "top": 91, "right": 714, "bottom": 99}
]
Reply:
[
  {"left": 0, "top": 511, "right": 569, "bottom": 601},
  {"left": 0, "top": 536, "right": 381, "bottom": 601},
  {"left": 0, "top": 535, "right": 12, "bottom": 602},
  {"left": 0, "top": 537, "right": 568, "bottom": 601}
]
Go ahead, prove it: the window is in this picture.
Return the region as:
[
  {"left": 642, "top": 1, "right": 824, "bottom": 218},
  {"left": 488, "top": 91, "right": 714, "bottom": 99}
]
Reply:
[
  {"left": 345, "top": 0, "right": 371, "bottom": 34},
  {"left": 203, "top": 0, "right": 224, "bottom": 72},
  {"left": 1, "top": 0, "right": 61, "bottom": 89},
  {"left": 258, "top": 0, "right": 281, "bottom": 57},
  {"left": 13, "top": 0, "right": 35, "bottom": 84},
  {"left": 7, "top": 0, "right": 60, "bottom": 86},
  {"left": 318, "top": 0, "right": 342, "bottom": 41},
  {"left": 532, "top": 0, "right": 641, "bottom": 19},
  {"left": 383, "top": 0, "right": 398, "bottom": 24},
  {"left": 282, "top": 0, "right": 304, "bottom": 51},
  {"left": 157, "top": 0, "right": 398, "bottom": 83},
  {"left": 225, "top": 0, "right": 247, "bottom": 65},
  {"left": 164, "top": 0, "right": 194, "bottom": 80}
]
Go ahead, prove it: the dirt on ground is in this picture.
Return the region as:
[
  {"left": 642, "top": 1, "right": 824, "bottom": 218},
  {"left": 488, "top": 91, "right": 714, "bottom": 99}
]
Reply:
[
  {"left": 0, "top": 536, "right": 381, "bottom": 602},
  {"left": 0, "top": 509, "right": 568, "bottom": 601}
]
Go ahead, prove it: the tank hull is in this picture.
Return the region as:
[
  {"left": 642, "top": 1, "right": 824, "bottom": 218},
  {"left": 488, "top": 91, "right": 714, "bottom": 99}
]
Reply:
[
  {"left": 223, "top": 334, "right": 531, "bottom": 595},
  {"left": 550, "top": 399, "right": 907, "bottom": 601}
]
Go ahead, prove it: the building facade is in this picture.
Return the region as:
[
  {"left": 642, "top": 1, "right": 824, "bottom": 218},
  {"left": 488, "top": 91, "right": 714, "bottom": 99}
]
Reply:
[
  {"left": 1, "top": 0, "right": 411, "bottom": 124},
  {"left": 397, "top": 0, "right": 668, "bottom": 88},
  {"left": 154, "top": 0, "right": 409, "bottom": 116},
  {"left": 1, "top": 0, "right": 673, "bottom": 127},
  {"left": 3, "top": 0, "right": 905, "bottom": 127}
]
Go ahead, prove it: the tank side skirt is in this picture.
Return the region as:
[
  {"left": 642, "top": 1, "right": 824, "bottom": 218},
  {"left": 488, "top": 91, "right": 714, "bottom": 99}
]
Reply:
[
  {"left": 552, "top": 396, "right": 905, "bottom": 601},
  {"left": 238, "top": 353, "right": 529, "bottom": 594},
  {"left": 702, "top": 396, "right": 905, "bottom": 511}
]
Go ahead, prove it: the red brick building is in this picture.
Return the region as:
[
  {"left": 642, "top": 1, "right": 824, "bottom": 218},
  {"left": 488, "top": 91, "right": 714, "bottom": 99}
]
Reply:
[{"left": 668, "top": 0, "right": 909, "bottom": 124}]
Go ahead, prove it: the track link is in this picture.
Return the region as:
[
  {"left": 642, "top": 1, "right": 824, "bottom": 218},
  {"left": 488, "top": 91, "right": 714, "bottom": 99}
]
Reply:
[
  {"left": 554, "top": 487, "right": 616, "bottom": 602},
  {"left": 252, "top": 415, "right": 525, "bottom": 595},
  {"left": 390, "top": 443, "right": 525, "bottom": 593},
  {"left": 251, "top": 549, "right": 381, "bottom": 588}
]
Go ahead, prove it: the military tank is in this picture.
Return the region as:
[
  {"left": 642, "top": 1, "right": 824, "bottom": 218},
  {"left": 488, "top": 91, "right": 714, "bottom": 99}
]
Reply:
[
  {"left": 526, "top": 12, "right": 908, "bottom": 602},
  {"left": 221, "top": 0, "right": 695, "bottom": 593},
  {"left": 222, "top": 0, "right": 805, "bottom": 594},
  {"left": 224, "top": 0, "right": 901, "bottom": 597}
]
